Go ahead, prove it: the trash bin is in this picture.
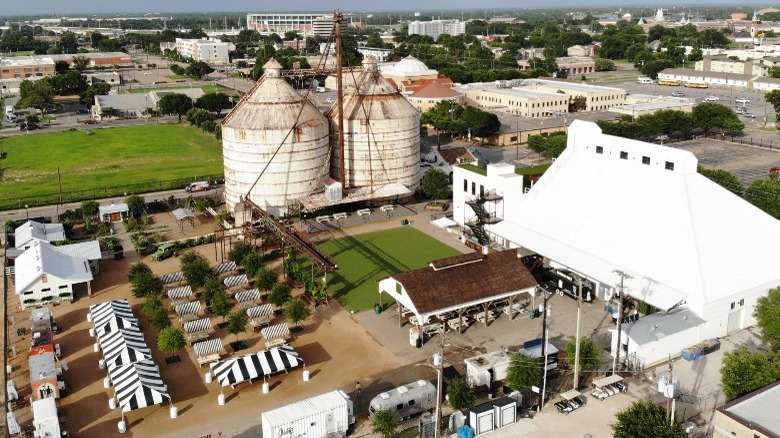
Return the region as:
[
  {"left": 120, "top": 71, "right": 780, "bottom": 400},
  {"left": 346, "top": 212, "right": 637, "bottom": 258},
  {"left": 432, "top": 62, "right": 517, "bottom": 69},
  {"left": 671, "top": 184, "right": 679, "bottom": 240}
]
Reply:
[
  {"left": 374, "top": 303, "right": 382, "bottom": 314},
  {"left": 458, "top": 425, "right": 474, "bottom": 438},
  {"left": 529, "top": 310, "right": 536, "bottom": 320}
]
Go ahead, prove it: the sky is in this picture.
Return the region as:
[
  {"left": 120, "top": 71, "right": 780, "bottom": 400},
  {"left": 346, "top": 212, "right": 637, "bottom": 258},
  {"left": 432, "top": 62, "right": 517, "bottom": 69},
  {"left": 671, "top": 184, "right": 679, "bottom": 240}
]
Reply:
[{"left": 6, "top": 1, "right": 778, "bottom": 17}]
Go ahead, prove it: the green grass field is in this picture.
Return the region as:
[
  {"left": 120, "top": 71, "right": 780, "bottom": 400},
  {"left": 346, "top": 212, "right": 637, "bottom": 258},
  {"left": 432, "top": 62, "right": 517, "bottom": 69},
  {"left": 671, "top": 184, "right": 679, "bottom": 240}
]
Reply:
[
  {"left": 0, "top": 124, "right": 222, "bottom": 202},
  {"left": 318, "top": 227, "right": 462, "bottom": 312}
]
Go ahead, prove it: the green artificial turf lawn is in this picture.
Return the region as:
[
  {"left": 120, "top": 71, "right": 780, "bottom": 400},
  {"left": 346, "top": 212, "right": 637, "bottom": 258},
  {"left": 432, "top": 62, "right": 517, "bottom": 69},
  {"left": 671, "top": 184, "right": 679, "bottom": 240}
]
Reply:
[
  {"left": 0, "top": 124, "right": 222, "bottom": 202},
  {"left": 318, "top": 227, "right": 462, "bottom": 313}
]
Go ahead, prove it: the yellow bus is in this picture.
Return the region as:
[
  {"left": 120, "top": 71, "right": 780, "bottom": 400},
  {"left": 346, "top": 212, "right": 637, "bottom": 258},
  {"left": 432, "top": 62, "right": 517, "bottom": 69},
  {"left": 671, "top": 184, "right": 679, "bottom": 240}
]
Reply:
[
  {"left": 684, "top": 82, "right": 708, "bottom": 89},
  {"left": 658, "top": 80, "right": 680, "bottom": 86}
]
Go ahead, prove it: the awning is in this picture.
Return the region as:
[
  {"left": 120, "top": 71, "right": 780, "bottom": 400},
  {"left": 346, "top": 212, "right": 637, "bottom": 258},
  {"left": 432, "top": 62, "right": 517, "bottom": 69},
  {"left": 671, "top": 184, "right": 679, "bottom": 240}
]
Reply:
[
  {"left": 90, "top": 299, "right": 133, "bottom": 326},
  {"left": 592, "top": 374, "right": 624, "bottom": 387},
  {"left": 193, "top": 339, "right": 223, "bottom": 357},
  {"left": 431, "top": 216, "right": 458, "bottom": 229},
  {"left": 172, "top": 208, "right": 196, "bottom": 221},
  {"left": 112, "top": 360, "right": 170, "bottom": 413},
  {"left": 174, "top": 301, "right": 201, "bottom": 316},
  {"left": 96, "top": 315, "right": 139, "bottom": 339},
  {"left": 160, "top": 271, "right": 184, "bottom": 285},
  {"left": 223, "top": 274, "right": 248, "bottom": 288},
  {"left": 261, "top": 323, "right": 289, "bottom": 340},
  {"left": 235, "top": 289, "right": 260, "bottom": 303},
  {"left": 560, "top": 389, "right": 582, "bottom": 400},
  {"left": 247, "top": 304, "right": 273, "bottom": 319},
  {"left": 166, "top": 286, "right": 193, "bottom": 300},
  {"left": 183, "top": 317, "right": 212, "bottom": 334},
  {"left": 209, "top": 345, "right": 304, "bottom": 387},
  {"left": 214, "top": 261, "right": 237, "bottom": 275}
]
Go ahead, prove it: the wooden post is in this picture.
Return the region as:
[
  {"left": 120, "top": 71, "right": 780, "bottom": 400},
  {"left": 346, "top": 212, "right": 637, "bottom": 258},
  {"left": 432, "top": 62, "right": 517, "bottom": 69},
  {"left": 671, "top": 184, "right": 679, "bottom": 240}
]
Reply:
[
  {"left": 458, "top": 308, "right": 464, "bottom": 334},
  {"left": 398, "top": 303, "right": 403, "bottom": 328}
]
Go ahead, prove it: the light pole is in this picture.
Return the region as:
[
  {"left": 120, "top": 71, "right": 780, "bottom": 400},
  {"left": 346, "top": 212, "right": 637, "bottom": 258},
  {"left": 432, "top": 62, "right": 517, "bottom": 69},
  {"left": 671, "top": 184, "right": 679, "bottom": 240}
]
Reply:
[
  {"left": 25, "top": 204, "right": 29, "bottom": 219},
  {"left": 514, "top": 113, "right": 520, "bottom": 160},
  {"left": 433, "top": 331, "right": 447, "bottom": 438}
]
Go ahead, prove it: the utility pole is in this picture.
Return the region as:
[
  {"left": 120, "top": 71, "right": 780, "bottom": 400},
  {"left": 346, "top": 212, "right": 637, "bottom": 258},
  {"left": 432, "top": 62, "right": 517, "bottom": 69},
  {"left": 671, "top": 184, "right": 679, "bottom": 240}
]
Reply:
[
  {"left": 573, "top": 277, "right": 582, "bottom": 390},
  {"left": 613, "top": 270, "right": 632, "bottom": 374},
  {"left": 433, "top": 330, "right": 447, "bottom": 438},
  {"left": 538, "top": 289, "right": 551, "bottom": 412},
  {"left": 667, "top": 355, "right": 676, "bottom": 425}
]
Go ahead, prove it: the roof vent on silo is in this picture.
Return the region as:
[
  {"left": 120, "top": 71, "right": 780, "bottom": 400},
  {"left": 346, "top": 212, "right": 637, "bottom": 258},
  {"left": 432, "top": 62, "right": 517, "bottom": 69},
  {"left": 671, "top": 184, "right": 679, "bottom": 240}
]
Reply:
[{"left": 263, "top": 58, "right": 283, "bottom": 78}]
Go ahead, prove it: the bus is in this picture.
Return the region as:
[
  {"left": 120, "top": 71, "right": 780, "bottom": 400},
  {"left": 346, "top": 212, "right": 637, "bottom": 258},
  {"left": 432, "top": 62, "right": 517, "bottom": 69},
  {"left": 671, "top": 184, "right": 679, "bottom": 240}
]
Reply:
[
  {"left": 684, "top": 81, "right": 708, "bottom": 89},
  {"left": 658, "top": 79, "right": 681, "bottom": 86}
]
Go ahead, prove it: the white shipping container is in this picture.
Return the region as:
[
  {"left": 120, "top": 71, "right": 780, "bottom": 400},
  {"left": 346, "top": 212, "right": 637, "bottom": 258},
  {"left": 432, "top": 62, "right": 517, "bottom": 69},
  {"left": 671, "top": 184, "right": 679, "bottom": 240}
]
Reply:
[{"left": 261, "top": 390, "right": 354, "bottom": 438}]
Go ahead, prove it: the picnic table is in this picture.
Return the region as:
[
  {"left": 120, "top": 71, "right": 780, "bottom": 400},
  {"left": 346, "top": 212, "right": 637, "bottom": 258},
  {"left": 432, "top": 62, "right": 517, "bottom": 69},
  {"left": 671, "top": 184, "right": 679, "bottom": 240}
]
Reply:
[
  {"left": 316, "top": 215, "right": 332, "bottom": 223},
  {"left": 447, "top": 318, "right": 470, "bottom": 331},
  {"left": 265, "top": 338, "right": 287, "bottom": 349},
  {"left": 357, "top": 208, "right": 372, "bottom": 216},
  {"left": 187, "top": 332, "right": 209, "bottom": 345},
  {"left": 475, "top": 311, "right": 497, "bottom": 324}
]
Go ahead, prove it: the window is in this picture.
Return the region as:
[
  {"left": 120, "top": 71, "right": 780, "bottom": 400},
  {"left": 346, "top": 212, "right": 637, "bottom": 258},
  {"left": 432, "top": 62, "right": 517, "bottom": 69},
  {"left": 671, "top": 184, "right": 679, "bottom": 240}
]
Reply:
[
  {"left": 408, "top": 400, "right": 416, "bottom": 406},
  {"left": 471, "top": 182, "right": 476, "bottom": 196},
  {"left": 665, "top": 161, "right": 675, "bottom": 171},
  {"left": 480, "top": 185, "right": 484, "bottom": 197},
  {"left": 396, "top": 404, "right": 404, "bottom": 411},
  {"left": 620, "top": 151, "right": 628, "bottom": 160},
  {"left": 642, "top": 156, "right": 650, "bottom": 165},
  {"left": 59, "top": 285, "right": 68, "bottom": 289},
  {"left": 739, "top": 299, "right": 745, "bottom": 306},
  {"left": 463, "top": 179, "right": 468, "bottom": 192},
  {"left": 396, "top": 283, "right": 402, "bottom": 293},
  {"left": 596, "top": 146, "right": 603, "bottom": 154}
]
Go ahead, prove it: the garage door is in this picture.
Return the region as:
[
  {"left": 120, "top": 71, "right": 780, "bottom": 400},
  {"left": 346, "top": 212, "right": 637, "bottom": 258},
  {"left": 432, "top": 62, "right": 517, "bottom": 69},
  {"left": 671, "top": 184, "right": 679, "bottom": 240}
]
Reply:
[{"left": 727, "top": 308, "right": 743, "bottom": 333}]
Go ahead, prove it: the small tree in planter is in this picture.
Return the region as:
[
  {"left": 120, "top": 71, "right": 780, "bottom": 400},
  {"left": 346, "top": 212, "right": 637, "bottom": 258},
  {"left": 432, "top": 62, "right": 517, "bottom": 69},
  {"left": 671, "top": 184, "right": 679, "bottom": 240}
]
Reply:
[
  {"left": 226, "top": 311, "right": 249, "bottom": 350},
  {"left": 210, "top": 290, "right": 234, "bottom": 323},
  {"left": 447, "top": 378, "right": 476, "bottom": 411},
  {"left": 228, "top": 240, "right": 253, "bottom": 264},
  {"left": 150, "top": 307, "right": 172, "bottom": 331},
  {"left": 201, "top": 275, "right": 224, "bottom": 306},
  {"left": 180, "top": 251, "right": 214, "bottom": 288},
  {"left": 241, "top": 251, "right": 265, "bottom": 277},
  {"left": 284, "top": 298, "right": 311, "bottom": 328},
  {"left": 269, "top": 283, "right": 292, "bottom": 308},
  {"left": 131, "top": 271, "right": 163, "bottom": 298},
  {"left": 256, "top": 268, "right": 278, "bottom": 294},
  {"left": 142, "top": 295, "right": 165, "bottom": 318},
  {"left": 157, "top": 326, "right": 186, "bottom": 363}
]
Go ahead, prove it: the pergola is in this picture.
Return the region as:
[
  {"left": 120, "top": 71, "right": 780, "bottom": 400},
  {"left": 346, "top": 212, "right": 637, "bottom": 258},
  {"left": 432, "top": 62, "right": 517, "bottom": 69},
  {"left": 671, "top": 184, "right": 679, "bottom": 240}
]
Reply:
[
  {"left": 172, "top": 208, "right": 196, "bottom": 230},
  {"left": 379, "top": 250, "right": 538, "bottom": 340}
]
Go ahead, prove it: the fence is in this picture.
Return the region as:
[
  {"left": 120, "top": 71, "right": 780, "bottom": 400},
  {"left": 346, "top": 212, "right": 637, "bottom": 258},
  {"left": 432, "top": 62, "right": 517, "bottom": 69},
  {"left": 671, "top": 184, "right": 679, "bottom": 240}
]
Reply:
[{"left": 0, "top": 174, "right": 224, "bottom": 211}]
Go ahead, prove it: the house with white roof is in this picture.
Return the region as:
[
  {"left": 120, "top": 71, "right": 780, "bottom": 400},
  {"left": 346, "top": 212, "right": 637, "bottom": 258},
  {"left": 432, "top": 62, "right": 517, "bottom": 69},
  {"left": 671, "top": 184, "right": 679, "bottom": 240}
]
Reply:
[
  {"left": 14, "top": 240, "right": 94, "bottom": 309},
  {"left": 451, "top": 120, "right": 780, "bottom": 366},
  {"left": 99, "top": 202, "right": 129, "bottom": 222},
  {"left": 14, "top": 220, "right": 65, "bottom": 250}
]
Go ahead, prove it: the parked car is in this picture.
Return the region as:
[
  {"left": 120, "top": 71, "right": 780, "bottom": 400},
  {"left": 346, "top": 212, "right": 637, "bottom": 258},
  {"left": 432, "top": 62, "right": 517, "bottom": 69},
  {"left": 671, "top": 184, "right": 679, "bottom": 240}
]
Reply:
[
  {"left": 325, "top": 97, "right": 335, "bottom": 103},
  {"left": 735, "top": 106, "right": 746, "bottom": 114},
  {"left": 555, "top": 401, "right": 573, "bottom": 414},
  {"left": 151, "top": 243, "right": 176, "bottom": 261},
  {"left": 602, "top": 384, "right": 617, "bottom": 396},
  {"left": 572, "top": 395, "right": 587, "bottom": 407},
  {"left": 613, "top": 381, "right": 629, "bottom": 393},
  {"left": 82, "top": 119, "right": 97, "bottom": 124},
  {"left": 671, "top": 91, "right": 684, "bottom": 97},
  {"left": 704, "top": 95, "right": 719, "bottom": 101},
  {"left": 735, "top": 98, "right": 750, "bottom": 104},
  {"left": 590, "top": 386, "right": 609, "bottom": 400},
  {"left": 743, "top": 112, "right": 756, "bottom": 118}
]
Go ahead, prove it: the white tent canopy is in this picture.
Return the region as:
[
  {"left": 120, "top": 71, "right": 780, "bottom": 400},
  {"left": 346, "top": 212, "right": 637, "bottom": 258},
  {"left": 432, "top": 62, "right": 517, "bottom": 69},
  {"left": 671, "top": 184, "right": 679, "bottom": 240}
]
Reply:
[
  {"left": 112, "top": 360, "right": 170, "bottom": 413},
  {"left": 100, "top": 328, "right": 152, "bottom": 369},
  {"left": 209, "top": 345, "right": 303, "bottom": 387}
]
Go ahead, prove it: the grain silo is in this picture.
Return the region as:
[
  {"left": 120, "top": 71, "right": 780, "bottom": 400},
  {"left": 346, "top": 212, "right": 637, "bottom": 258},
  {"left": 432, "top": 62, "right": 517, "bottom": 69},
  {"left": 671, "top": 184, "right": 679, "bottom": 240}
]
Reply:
[
  {"left": 222, "top": 58, "right": 330, "bottom": 218},
  {"left": 326, "top": 56, "right": 420, "bottom": 193}
]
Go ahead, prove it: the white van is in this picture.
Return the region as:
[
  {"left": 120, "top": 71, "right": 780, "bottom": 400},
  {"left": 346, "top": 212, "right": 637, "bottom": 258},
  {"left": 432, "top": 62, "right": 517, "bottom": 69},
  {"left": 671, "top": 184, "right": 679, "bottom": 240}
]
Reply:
[{"left": 637, "top": 77, "right": 654, "bottom": 84}]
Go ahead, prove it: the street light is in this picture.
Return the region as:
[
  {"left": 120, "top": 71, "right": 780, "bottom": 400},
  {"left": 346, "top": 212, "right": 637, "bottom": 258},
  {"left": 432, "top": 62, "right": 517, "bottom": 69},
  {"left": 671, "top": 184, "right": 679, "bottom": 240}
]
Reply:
[{"left": 25, "top": 204, "right": 29, "bottom": 219}]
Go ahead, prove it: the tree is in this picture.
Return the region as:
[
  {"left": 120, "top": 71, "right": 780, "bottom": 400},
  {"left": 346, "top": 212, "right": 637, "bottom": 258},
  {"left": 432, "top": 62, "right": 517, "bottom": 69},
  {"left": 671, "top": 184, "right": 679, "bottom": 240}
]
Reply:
[
  {"left": 196, "top": 92, "right": 231, "bottom": 116},
  {"left": 131, "top": 271, "right": 163, "bottom": 298},
  {"left": 745, "top": 173, "right": 780, "bottom": 218},
  {"left": 58, "top": 31, "right": 78, "bottom": 53},
  {"left": 17, "top": 79, "right": 55, "bottom": 113},
  {"left": 256, "top": 267, "right": 278, "bottom": 292},
  {"left": 100, "top": 106, "right": 120, "bottom": 119},
  {"left": 210, "top": 289, "right": 234, "bottom": 322},
  {"left": 228, "top": 240, "right": 254, "bottom": 264},
  {"left": 180, "top": 251, "right": 214, "bottom": 288},
  {"left": 698, "top": 167, "right": 744, "bottom": 197},
  {"left": 720, "top": 346, "right": 780, "bottom": 399},
  {"left": 128, "top": 262, "right": 153, "bottom": 284},
  {"left": 25, "top": 114, "right": 40, "bottom": 126},
  {"left": 241, "top": 251, "right": 265, "bottom": 278},
  {"left": 54, "top": 60, "right": 70, "bottom": 75},
  {"left": 370, "top": 409, "right": 399, "bottom": 438},
  {"left": 422, "top": 168, "right": 451, "bottom": 200},
  {"left": 226, "top": 311, "right": 249, "bottom": 341},
  {"left": 447, "top": 378, "right": 476, "bottom": 411},
  {"left": 564, "top": 336, "right": 603, "bottom": 384},
  {"left": 284, "top": 298, "right": 311, "bottom": 327},
  {"left": 691, "top": 103, "right": 744, "bottom": 132},
  {"left": 149, "top": 307, "right": 172, "bottom": 331},
  {"left": 527, "top": 133, "right": 568, "bottom": 158},
  {"left": 461, "top": 105, "right": 501, "bottom": 139},
  {"left": 611, "top": 401, "right": 687, "bottom": 438},
  {"left": 81, "top": 200, "right": 99, "bottom": 219},
  {"left": 79, "top": 82, "right": 111, "bottom": 106},
  {"left": 506, "top": 352, "right": 542, "bottom": 397},
  {"left": 201, "top": 275, "right": 224, "bottom": 306},
  {"left": 766, "top": 90, "right": 780, "bottom": 116},
  {"left": 184, "top": 61, "right": 214, "bottom": 79},
  {"left": 125, "top": 194, "right": 145, "bottom": 216},
  {"left": 72, "top": 55, "right": 90, "bottom": 72},
  {"left": 142, "top": 294, "right": 165, "bottom": 317},
  {"left": 754, "top": 287, "right": 780, "bottom": 351},
  {"left": 157, "top": 326, "right": 186, "bottom": 357},
  {"left": 594, "top": 58, "right": 616, "bottom": 72},
  {"left": 269, "top": 283, "right": 292, "bottom": 307},
  {"left": 158, "top": 93, "right": 193, "bottom": 122},
  {"left": 185, "top": 107, "right": 211, "bottom": 126}
]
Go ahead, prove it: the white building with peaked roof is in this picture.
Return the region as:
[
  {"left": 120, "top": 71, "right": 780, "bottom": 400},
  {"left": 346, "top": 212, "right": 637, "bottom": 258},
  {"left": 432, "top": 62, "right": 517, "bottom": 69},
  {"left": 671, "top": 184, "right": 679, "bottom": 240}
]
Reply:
[
  {"left": 14, "top": 240, "right": 94, "bottom": 309},
  {"left": 451, "top": 120, "right": 780, "bottom": 366},
  {"left": 14, "top": 220, "right": 65, "bottom": 250}
]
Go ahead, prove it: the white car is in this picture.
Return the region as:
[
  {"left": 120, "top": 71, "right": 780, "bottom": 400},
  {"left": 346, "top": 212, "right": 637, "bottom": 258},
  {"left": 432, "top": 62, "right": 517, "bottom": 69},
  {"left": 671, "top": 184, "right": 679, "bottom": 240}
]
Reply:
[
  {"left": 735, "top": 98, "right": 750, "bottom": 104},
  {"left": 325, "top": 97, "right": 335, "bottom": 103},
  {"left": 671, "top": 91, "right": 684, "bottom": 97},
  {"left": 704, "top": 96, "right": 719, "bottom": 101}
]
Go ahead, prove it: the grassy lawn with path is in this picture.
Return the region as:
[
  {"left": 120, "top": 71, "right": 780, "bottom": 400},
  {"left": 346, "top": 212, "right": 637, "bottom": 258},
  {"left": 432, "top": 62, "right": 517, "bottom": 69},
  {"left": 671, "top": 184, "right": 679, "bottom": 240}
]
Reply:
[
  {"left": 0, "top": 124, "right": 222, "bottom": 203},
  {"left": 318, "top": 227, "right": 462, "bottom": 312}
]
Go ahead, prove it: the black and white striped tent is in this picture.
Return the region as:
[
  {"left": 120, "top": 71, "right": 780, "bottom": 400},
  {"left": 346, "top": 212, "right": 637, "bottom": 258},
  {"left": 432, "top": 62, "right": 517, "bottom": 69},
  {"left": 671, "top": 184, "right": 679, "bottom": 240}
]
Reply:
[
  {"left": 214, "top": 261, "right": 237, "bottom": 275},
  {"left": 223, "top": 274, "right": 248, "bottom": 288},
  {"left": 209, "top": 345, "right": 304, "bottom": 387},
  {"left": 174, "top": 301, "right": 201, "bottom": 316},
  {"left": 261, "top": 323, "right": 290, "bottom": 341},
  {"left": 96, "top": 315, "right": 139, "bottom": 339},
  {"left": 90, "top": 299, "right": 133, "bottom": 326},
  {"left": 100, "top": 328, "right": 151, "bottom": 370},
  {"left": 160, "top": 271, "right": 184, "bottom": 285},
  {"left": 234, "top": 288, "right": 260, "bottom": 303},
  {"left": 246, "top": 304, "right": 273, "bottom": 319},
  {"left": 183, "top": 317, "right": 212, "bottom": 334},
  {"left": 193, "top": 338, "right": 223, "bottom": 357},
  {"left": 112, "top": 360, "right": 170, "bottom": 413},
  {"left": 166, "top": 285, "right": 193, "bottom": 300}
]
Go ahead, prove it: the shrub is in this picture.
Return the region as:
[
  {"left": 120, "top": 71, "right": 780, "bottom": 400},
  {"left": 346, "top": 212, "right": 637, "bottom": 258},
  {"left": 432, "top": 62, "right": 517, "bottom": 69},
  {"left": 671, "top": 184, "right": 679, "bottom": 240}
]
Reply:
[
  {"left": 269, "top": 284, "right": 292, "bottom": 307},
  {"left": 41, "top": 296, "right": 53, "bottom": 302},
  {"left": 58, "top": 292, "right": 72, "bottom": 298}
]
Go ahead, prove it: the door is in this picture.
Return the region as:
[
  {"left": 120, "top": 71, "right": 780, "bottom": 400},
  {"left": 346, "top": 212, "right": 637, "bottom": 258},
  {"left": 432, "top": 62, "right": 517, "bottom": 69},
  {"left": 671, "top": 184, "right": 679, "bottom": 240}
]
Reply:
[
  {"left": 325, "top": 412, "right": 335, "bottom": 433},
  {"left": 109, "top": 212, "right": 121, "bottom": 222},
  {"left": 727, "top": 308, "right": 743, "bottom": 333},
  {"left": 478, "top": 413, "right": 494, "bottom": 434}
]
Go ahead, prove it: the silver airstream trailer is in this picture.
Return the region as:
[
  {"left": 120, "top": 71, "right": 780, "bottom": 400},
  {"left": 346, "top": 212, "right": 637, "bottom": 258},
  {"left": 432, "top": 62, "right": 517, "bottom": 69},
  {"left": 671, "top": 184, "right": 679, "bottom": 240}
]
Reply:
[{"left": 369, "top": 380, "right": 437, "bottom": 420}]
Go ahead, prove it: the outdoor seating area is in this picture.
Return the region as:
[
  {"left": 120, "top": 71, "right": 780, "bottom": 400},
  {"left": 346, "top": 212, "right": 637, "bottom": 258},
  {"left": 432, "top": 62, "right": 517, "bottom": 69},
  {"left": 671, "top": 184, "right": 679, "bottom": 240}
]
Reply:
[{"left": 261, "top": 323, "right": 290, "bottom": 349}]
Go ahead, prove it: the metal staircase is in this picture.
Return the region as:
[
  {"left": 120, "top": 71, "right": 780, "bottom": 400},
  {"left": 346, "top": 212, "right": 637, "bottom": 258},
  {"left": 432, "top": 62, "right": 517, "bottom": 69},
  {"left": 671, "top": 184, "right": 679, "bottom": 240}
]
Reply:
[{"left": 465, "top": 190, "right": 503, "bottom": 246}]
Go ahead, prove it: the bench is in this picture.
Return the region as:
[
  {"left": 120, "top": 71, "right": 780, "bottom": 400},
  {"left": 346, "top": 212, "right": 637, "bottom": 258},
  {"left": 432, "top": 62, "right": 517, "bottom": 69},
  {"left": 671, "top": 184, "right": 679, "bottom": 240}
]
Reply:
[
  {"left": 503, "top": 303, "right": 526, "bottom": 315},
  {"left": 265, "top": 337, "right": 287, "bottom": 349},
  {"left": 238, "top": 301, "right": 258, "bottom": 310},
  {"left": 197, "top": 354, "right": 221, "bottom": 366},
  {"left": 188, "top": 332, "right": 209, "bottom": 345},
  {"left": 180, "top": 314, "right": 199, "bottom": 324}
]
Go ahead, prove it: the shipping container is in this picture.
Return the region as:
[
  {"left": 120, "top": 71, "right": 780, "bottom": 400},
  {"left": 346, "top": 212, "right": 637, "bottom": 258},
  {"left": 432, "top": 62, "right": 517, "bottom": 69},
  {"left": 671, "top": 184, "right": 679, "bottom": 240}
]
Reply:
[{"left": 261, "top": 390, "right": 354, "bottom": 438}]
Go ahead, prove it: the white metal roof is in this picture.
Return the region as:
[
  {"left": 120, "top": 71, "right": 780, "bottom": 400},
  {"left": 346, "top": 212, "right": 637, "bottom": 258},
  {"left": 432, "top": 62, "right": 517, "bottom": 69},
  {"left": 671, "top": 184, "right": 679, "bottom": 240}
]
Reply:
[
  {"left": 53, "top": 241, "right": 102, "bottom": 261},
  {"left": 493, "top": 120, "right": 780, "bottom": 312},
  {"left": 262, "top": 390, "right": 349, "bottom": 426},
  {"left": 721, "top": 381, "right": 780, "bottom": 435},
  {"left": 14, "top": 240, "right": 93, "bottom": 293},
  {"left": 14, "top": 220, "right": 65, "bottom": 249},
  {"left": 99, "top": 203, "right": 129, "bottom": 216}
]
